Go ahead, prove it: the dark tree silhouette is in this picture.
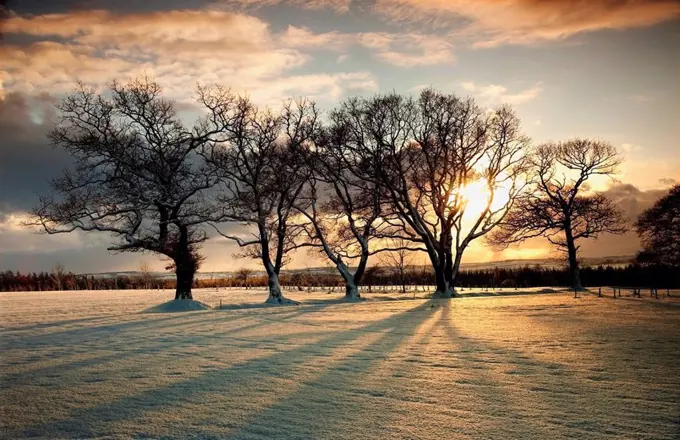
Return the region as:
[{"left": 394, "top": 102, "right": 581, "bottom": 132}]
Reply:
[
  {"left": 31, "top": 77, "right": 224, "bottom": 300},
  {"left": 293, "top": 122, "right": 384, "bottom": 300},
  {"left": 204, "top": 90, "right": 317, "bottom": 304},
  {"left": 488, "top": 139, "right": 626, "bottom": 289},
  {"left": 235, "top": 267, "right": 255, "bottom": 288},
  {"left": 331, "top": 89, "right": 529, "bottom": 297},
  {"left": 635, "top": 184, "right": 680, "bottom": 267}
]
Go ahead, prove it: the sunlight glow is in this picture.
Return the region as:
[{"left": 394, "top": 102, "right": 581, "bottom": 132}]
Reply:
[{"left": 456, "top": 178, "right": 513, "bottom": 220}]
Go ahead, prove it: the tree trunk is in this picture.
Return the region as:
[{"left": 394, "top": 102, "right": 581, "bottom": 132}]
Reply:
[
  {"left": 433, "top": 266, "right": 454, "bottom": 298},
  {"left": 432, "top": 245, "right": 455, "bottom": 298},
  {"left": 173, "top": 225, "right": 195, "bottom": 300},
  {"left": 565, "top": 229, "right": 583, "bottom": 290},
  {"left": 337, "top": 261, "right": 361, "bottom": 300},
  {"left": 450, "top": 248, "right": 464, "bottom": 295},
  {"left": 174, "top": 262, "right": 194, "bottom": 300},
  {"left": 264, "top": 268, "right": 298, "bottom": 305}
]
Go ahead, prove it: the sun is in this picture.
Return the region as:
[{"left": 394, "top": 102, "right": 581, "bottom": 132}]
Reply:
[{"left": 456, "top": 179, "right": 513, "bottom": 220}]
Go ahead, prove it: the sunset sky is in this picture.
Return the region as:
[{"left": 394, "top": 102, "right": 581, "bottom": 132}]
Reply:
[{"left": 1, "top": 0, "right": 679, "bottom": 273}]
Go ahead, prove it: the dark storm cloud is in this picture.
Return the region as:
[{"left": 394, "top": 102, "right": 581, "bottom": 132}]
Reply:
[
  {"left": 0, "top": 92, "right": 72, "bottom": 216},
  {"left": 0, "top": 246, "right": 144, "bottom": 273},
  {"left": 576, "top": 183, "right": 671, "bottom": 257},
  {"left": 4, "top": 0, "right": 216, "bottom": 15},
  {"left": 604, "top": 183, "right": 669, "bottom": 220}
]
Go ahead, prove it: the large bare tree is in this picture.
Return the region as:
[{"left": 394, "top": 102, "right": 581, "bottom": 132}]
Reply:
[
  {"left": 293, "top": 124, "right": 383, "bottom": 300},
  {"left": 32, "top": 77, "right": 223, "bottom": 300},
  {"left": 204, "top": 90, "right": 317, "bottom": 304},
  {"left": 330, "top": 89, "right": 529, "bottom": 297},
  {"left": 488, "top": 139, "right": 626, "bottom": 289}
]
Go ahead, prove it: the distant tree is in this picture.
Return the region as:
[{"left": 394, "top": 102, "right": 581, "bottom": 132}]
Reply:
[
  {"left": 138, "top": 261, "right": 153, "bottom": 289},
  {"left": 332, "top": 89, "right": 530, "bottom": 297},
  {"left": 288, "top": 271, "right": 307, "bottom": 290},
  {"left": 50, "top": 263, "right": 66, "bottom": 291},
  {"left": 379, "top": 239, "right": 416, "bottom": 293},
  {"left": 635, "top": 184, "right": 680, "bottom": 267},
  {"left": 488, "top": 139, "right": 626, "bottom": 289},
  {"left": 362, "top": 265, "right": 383, "bottom": 293},
  {"left": 31, "top": 77, "right": 225, "bottom": 300},
  {"left": 235, "top": 268, "right": 254, "bottom": 289},
  {"left": 205, "top": 91, "right": 318, "bottom": 304}
]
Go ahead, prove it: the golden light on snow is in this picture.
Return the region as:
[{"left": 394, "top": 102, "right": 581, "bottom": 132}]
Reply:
[{"left": 1, "top": 289, "right": 679, "bottom": 438}]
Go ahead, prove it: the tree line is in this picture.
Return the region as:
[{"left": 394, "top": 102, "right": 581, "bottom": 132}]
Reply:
[
  {"left": 28, "top": 77, "right": 679, "bottom": 302},
  {"left": 2, "top": 263, "right": 678, "bottom": 293}
]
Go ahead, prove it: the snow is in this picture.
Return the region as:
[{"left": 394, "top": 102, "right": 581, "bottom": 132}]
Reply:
[
  {"left": 144, "top": 299, "right": 210, "bottom": 313},
  {"left": 1, "top": 288, "right": 679, "bottom": 439}
]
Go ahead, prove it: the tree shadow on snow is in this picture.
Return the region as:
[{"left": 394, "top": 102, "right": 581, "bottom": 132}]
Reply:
[
  {"left": 14, "top": 302, "right": 435, "bottom": 438},
  {"left": 3, "top": 304, "right": 337, "bottom": 390}
]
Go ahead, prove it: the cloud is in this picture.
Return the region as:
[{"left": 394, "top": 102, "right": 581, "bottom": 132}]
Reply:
[
  {"left": 0, "top": 92, "right": 73, "bottom": 215},
  {"left": 459, "top": 81, "right": 543, "bottom": 105},
  {"left": 621, "top": 143, "right": 643, "bottom": 153},
  {"left": 659, "top": 178, "right": 678, "bottom": 187},
  {"left": 1, "top": 9, "right": 377, "bottom": 103},
  {"left": 375, "top": 0, "right": 680, "bottom": 46},
  {"left": 281, "top": 26, "right": 456, "bottom": 66},
  {"left": 360, "top": 32, "right": 455, "bottom": 66},
  {"left": 217, "top": 0, "right": 351, "bottom": 13},
  {"left": 574, "top": 182, "right": 671, "bottom": 257}
]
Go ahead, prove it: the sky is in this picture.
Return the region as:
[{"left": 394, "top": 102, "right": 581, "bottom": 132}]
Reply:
[{"left": 0, "top": 0, "right": 679, "bottom": 273}]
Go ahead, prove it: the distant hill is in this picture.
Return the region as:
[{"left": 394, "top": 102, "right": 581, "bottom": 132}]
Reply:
[{"left": 81, "top": 255, "right": 635, "bottom": 279}]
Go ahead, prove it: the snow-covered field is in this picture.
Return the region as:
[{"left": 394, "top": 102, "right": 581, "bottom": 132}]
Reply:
[{"left": 1, "top": 288, "right": 679, "bottom": 439}]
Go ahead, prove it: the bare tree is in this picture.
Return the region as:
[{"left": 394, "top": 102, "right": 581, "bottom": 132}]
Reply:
[
  {"left": 362, "top": 265, "right": 382, "bottom": 294},
  {"left": 50, "top": 262, "right": 66, "bottom": 291},
  {"left": 204, "top": 91, "right": 318, "bottom": 304},
  {"left": 138, "top": 260, "right": 153, "bottom": 289},
  {"left": 380, "top": 239, "right": 416, "bottom": 294},
  {"left": 330, "top": 89, "right": 529, "bottom": 297},
  {"left": 635, "top": 184, "right": 680, "bottom": 267},
  {"left": 293, "top": 126, "right": 383, "bottom": 300},
  {"left": 31, "top": 77, "right": 224, "bottom": 300},
  {"left": 488, "top": 139, "right": 626, "bottom": 289},
  {"left": 235, "top": 267, "right": 254, "bottom": 289}
]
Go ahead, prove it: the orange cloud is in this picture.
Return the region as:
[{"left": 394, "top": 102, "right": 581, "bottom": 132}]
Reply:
[
  {"left": 459, "top": 81, "right": 543, "bottom": 105},
  {"left": 1, "top": 9, "right": 378, "bottom": 103},
  {"left": 375, "top": 0, "right": 680, "bottom": 46}
]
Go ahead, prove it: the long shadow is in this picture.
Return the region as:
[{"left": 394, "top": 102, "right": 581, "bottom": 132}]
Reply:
[
  {"left": 3, "top": 312, "right": 210, "bottom": 349},
  {"left": 2, "top": 314, "right": 131, "bottom": 333},
  {"left": 3, "top": 304, "right": 336, "bottom": 386},
  {"left": 4, "top": 304, "right": 323, "bottom": 353},
  {"left": 15, "top": 301, "right": 437, "bottom": 438},
  {"left": 225, "top": 301, "right": 440, "bottom": 439},
  {"left": 1, "top": 314, "right": 260, "bottom": 386}
]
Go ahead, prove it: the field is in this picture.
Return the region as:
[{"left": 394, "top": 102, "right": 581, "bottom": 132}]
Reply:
[{"left": 2, "top": 288, "right": 679, "bottom": 439}]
